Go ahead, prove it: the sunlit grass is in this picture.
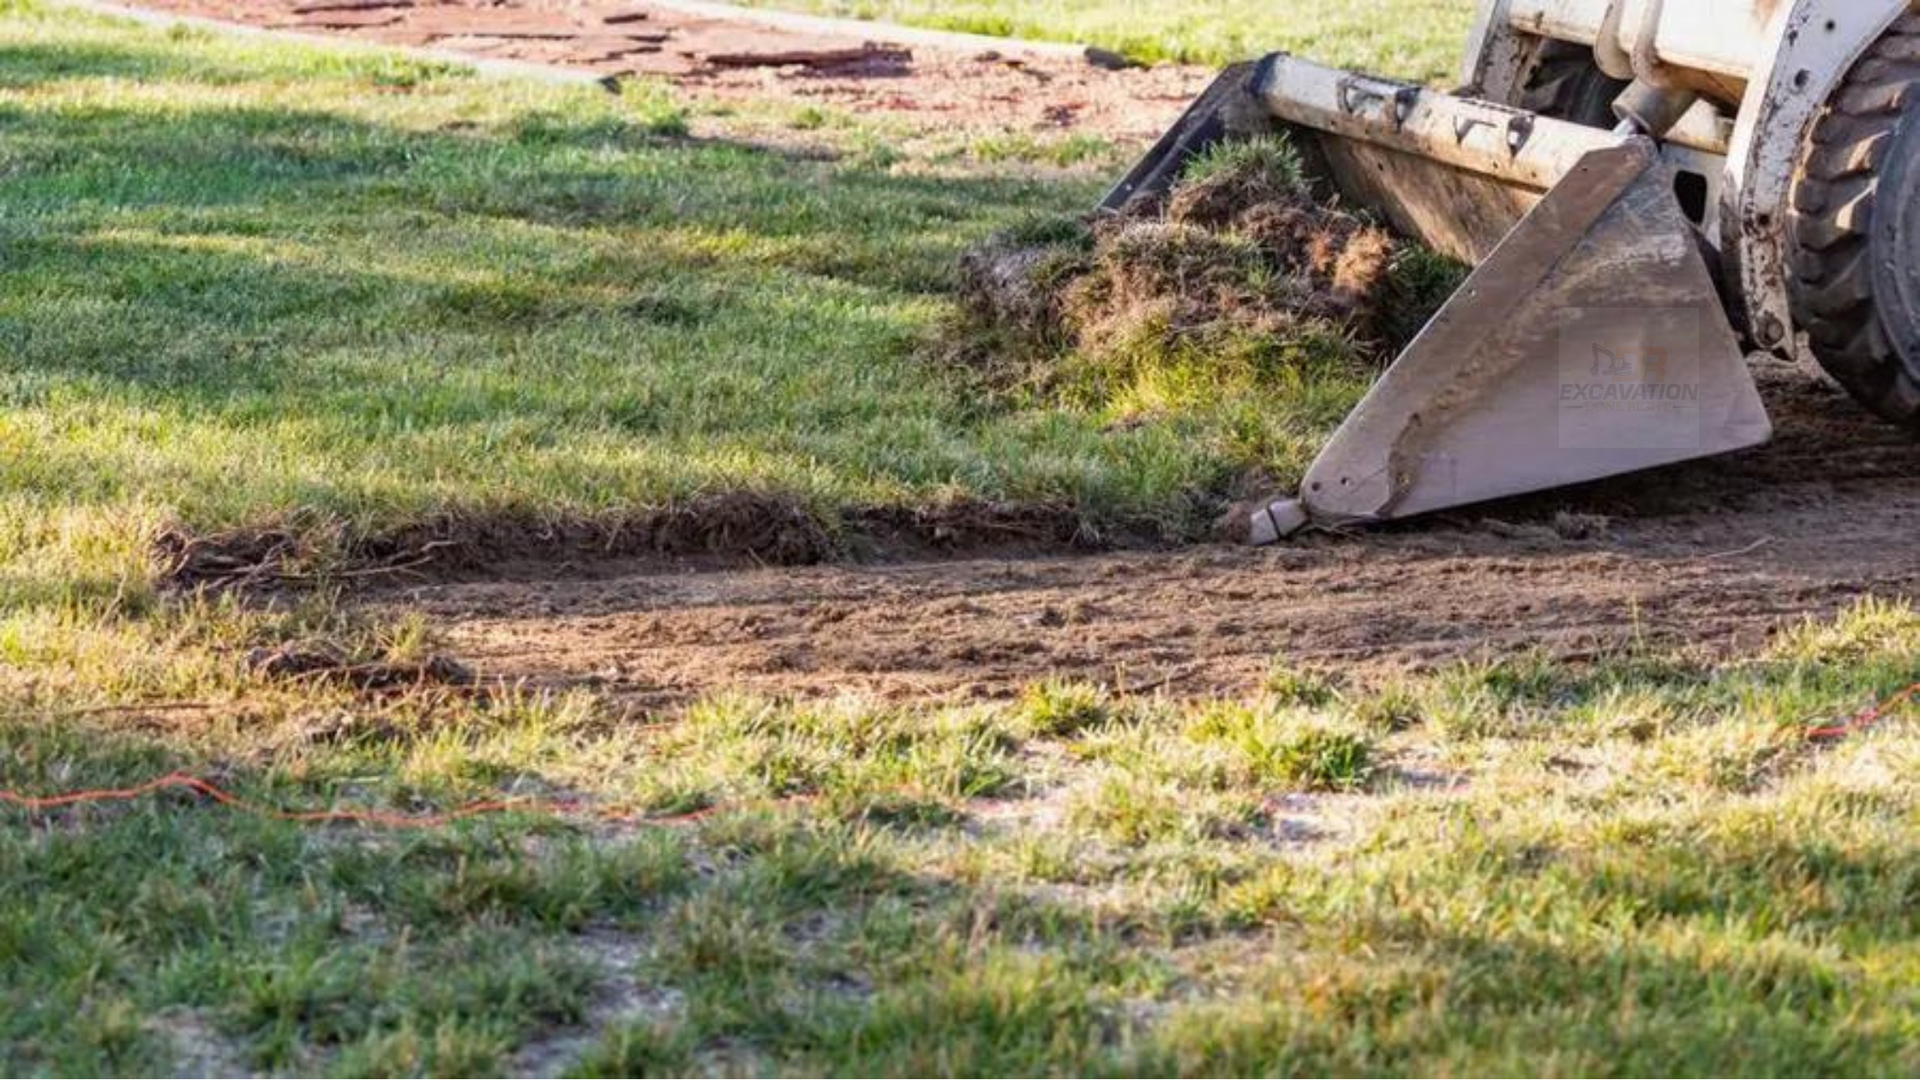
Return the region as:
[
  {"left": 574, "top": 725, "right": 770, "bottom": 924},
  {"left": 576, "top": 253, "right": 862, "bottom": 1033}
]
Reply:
[
  {"left": 0, "top": 6, "right": 1913, "bottom": 1076},
  {"left": 745, "top": 0, "right": 1474, "bottom": 77},
  {"left": 0, "top": 599, "right": 1911, "bottom": 1073},
  {"left": 0, "top": 3, "right": 1290, "bottom": 611}
]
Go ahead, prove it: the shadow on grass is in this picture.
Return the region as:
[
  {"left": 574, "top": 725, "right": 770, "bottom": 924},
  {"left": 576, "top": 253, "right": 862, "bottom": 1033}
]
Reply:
[
  {"left": 0, "top": 38, "right": 264, "bottom": 87},
  {"left": 0, "top": 24, "right": 475, "bottom": 88},
  {"left": 0, "top": 25, "right": 1133, "bottom": 558}
]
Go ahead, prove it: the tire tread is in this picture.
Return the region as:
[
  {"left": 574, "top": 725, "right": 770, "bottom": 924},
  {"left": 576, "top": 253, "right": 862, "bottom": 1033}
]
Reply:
[{"left": 1789, "top": 11, "right": 1920, "bottom": 428}]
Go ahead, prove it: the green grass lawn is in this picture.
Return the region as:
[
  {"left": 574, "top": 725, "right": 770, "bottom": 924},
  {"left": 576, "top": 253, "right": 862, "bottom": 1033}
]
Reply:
[
  {"left": 3, "top": 592, "right": 1915, "bottom": 1075},
  {"left": 0, "top": 4, "right": 1915, "bottom": 1077},
  {"left": 747, "top": 0, "right": 1476, "bottom": 76},
  {"left": 0, "top": 1, "right": 1363, "bottom": 613}
]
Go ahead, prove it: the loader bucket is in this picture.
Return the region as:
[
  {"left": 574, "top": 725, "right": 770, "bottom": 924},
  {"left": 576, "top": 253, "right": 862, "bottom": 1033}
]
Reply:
[{"left": 1104, "top": 55, "right": 1773, "bottom": 541}]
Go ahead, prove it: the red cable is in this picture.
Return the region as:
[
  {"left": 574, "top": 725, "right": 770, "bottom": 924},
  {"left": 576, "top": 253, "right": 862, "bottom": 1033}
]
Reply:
[
  {"left": 1805, "top": 682, "right": 1916, "bottom": 742},
  {"left": 0, "top": 683, "right": 1909, "bottom": 828}
]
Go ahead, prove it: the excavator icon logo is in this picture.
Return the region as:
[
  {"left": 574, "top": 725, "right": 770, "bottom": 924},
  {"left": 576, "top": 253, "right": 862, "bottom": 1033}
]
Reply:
[
  {"left": 1569, "top": 341, "right": 1693, "bottom": 407},
  {"left": 1591, "top": 345, "right": 1670, "bottom": 384}
]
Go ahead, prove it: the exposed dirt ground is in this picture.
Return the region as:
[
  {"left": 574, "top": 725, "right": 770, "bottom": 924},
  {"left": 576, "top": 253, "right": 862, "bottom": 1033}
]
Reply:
[
  {"left": 125, "top": 0, "right": 1211, "bottom": 141},
  {"left": 376, "top": 362, "right": 1920, "bottom": 711},
  {"left": 100, "top": 1, "right": 1919, "bottom": 708}
]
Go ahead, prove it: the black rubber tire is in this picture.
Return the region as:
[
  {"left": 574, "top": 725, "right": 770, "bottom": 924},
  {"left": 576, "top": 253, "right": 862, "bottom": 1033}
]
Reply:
[
  {"left": 1789, "top": 12, "right": 1920, "bottom": 429},
  {"left": 1516, "top": 41, "right": 1627, "bottom": 129}
]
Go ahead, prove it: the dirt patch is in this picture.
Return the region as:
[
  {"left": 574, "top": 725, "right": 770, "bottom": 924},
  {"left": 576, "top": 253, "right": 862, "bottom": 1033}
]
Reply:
[
  {"left": 366, "top": 363, "right": 1920, "bottom": 711},
  {"left": 155, "top": 525, "right": 317, "bottom": 589},
  {"left": 148, "top": 1007, "right": 250, "bottom": 1080},
  {"left": 246, "top": 640, "right": 476, "bottom": 690},
  {"left": 158, "top": 493, "right": 841, "bottom": 589},
  {"left": 843, "top": 499, "right": 1101, "bottom": 558},
  {"left": 119, "top": 0, "right": 1213, "bottom": 144}
]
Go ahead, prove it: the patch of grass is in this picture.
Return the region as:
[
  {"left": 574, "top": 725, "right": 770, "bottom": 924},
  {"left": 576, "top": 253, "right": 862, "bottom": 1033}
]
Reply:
[
  {"left": 1015, "top": 678, "right": 1114, "bottom": 738},
  {"left": 994, "top": 213, "right": 1098, "bottom": 252},
  {"left": 1770, "top": 594, "right": 1919, "bottom": 664},
  {"left": 0, "top": 3, "right": 1274, "bottom": 612},
  {"left": 949, "top": 128, "right": 1400, "bottom": 495},
  {"left": 2, "top": 9, "right": 1917, "bottom": 1078},
  {"left": 0, "top": 599, "right": 1914, "bottom": 1073},
  {"left": 1176, "top": 133, "right": 1306, "bottom": 196},
  {"left": 743, "top": 0, "right": 1472, "bottom": 78},
  {"left": 573, "top": 1021, "right": 696, "bottom": 1077},
  {"left": 966, "top": 131, "right": 1117, "bottom": 169},
  {"left": 1067, "top": 770, "right": 1265, "bottom": 845},
  {"left": 1378, "top": 244, "right": 1470, "bottom": 347},
  {"left": 1261, "top": 660, "right": 1339, "bottom": 708},
  {"left": 634, "top": 695, "right": 1024, "bottom": 818},
  {"left": 1343, "top": 676, "right": 1423, "bottom": 733},
  {"left": 787, "top": 103, "right": 834, "bottom": 131},
  {"left": 1186, "top": 702, "right": 1374, "bottom": 790}
]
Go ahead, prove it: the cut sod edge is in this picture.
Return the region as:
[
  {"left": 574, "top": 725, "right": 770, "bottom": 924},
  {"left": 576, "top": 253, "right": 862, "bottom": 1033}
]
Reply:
[{"left": 151, "top": 493, "right": 1166, "bottom": 590}]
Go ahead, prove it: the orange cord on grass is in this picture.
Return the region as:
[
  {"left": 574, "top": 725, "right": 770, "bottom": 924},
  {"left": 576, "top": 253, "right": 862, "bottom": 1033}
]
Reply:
[
  {"left": 0, "top": 684, "right": 1911, "bottom": 830},
  {"left": 1805, "top": 682, "right": 1917, "bottom": 742},
  {"left": 0, "top": 771, "right": 806, "bottom": 830}
]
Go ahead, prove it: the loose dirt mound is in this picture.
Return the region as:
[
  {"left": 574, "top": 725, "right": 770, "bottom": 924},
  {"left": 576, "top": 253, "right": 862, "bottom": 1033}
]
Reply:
[
  {"left": 950, "top": 135, "right": 1460, "bottom": 399},
  {"left": 158, "top": 492, "right": 839, "bottom": 589},
  {"left": 159, "top": 493, "right": 1124, "bottom": 590},
  {"left": 376, "top": 364, "right": 1920, "bottom": 711}
]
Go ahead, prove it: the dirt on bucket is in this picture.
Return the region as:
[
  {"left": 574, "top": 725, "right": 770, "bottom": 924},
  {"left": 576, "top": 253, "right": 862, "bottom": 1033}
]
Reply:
[{"left": 949, "top": 133, "right": 1465, "bottom": 397}]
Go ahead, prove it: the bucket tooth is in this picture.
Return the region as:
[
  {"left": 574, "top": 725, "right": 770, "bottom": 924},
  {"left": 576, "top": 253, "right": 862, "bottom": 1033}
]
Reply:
[{"left": 1266, "top": 139, "right": 1770, "bottom": 534}]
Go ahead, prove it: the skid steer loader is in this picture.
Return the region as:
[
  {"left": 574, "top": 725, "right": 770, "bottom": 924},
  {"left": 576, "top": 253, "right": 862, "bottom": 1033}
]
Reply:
[{"left": 1099, "top": 0, "right": 1920, "bottom": 542}]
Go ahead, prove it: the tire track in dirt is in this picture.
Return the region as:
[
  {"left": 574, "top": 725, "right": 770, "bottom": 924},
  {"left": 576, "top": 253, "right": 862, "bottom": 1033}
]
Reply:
[{"left": 383, "top": 365, "right": 1920, "bottom": 710}]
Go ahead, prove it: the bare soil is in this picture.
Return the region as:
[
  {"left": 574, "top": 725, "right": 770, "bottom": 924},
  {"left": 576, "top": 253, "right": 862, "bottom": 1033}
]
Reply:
[
  {"left": 126, "top": 0, "right": 1212, "bottom": 142},
  {"left": 110, "top": 1, "right": 1918, "bottom": 707},
  {"left": 374, "top": 362, "right": 1920, "bottom": 712}
]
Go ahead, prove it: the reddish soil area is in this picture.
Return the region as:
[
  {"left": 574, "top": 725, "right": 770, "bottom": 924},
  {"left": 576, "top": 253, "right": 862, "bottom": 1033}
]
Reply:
[
  {"left": 378, "top": 363, "right": 1920, "bottom": 712},
  {"left": 126, "top": 0, "right": 1212, "bottom": 141}
]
